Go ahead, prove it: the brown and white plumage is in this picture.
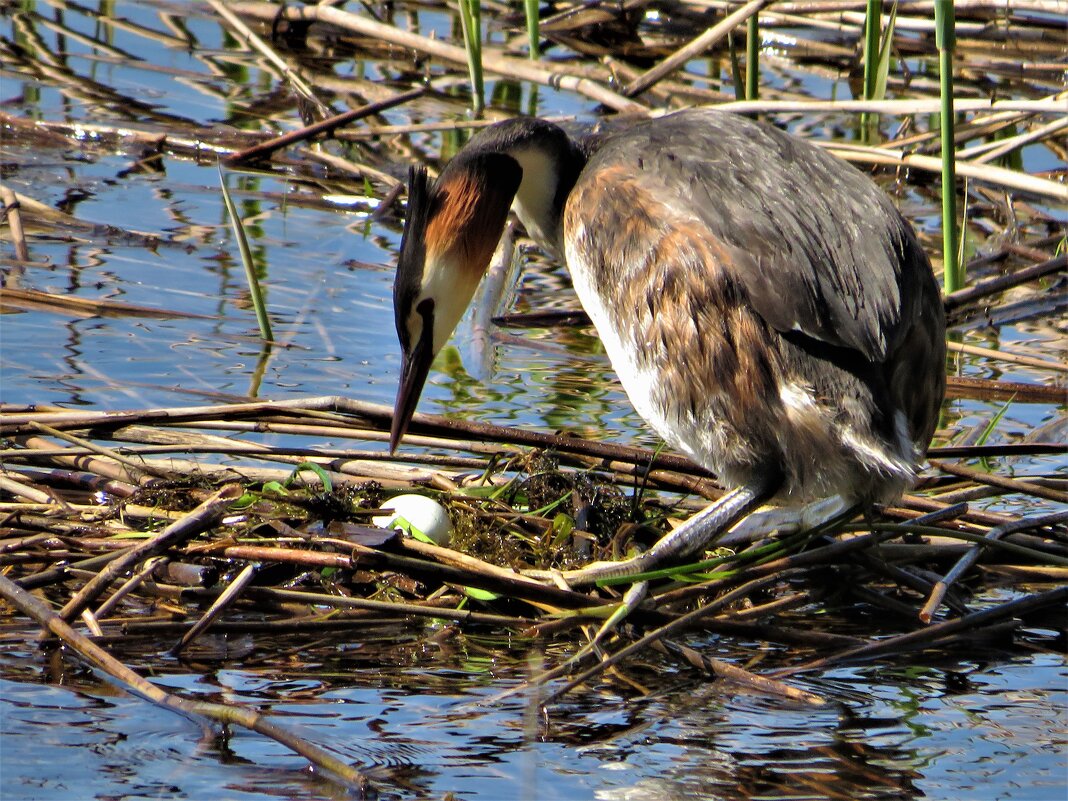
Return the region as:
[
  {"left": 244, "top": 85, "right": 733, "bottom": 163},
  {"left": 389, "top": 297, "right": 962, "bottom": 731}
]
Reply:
[{"left": 390, "top": 108, "right": 946, "bottom": 581}]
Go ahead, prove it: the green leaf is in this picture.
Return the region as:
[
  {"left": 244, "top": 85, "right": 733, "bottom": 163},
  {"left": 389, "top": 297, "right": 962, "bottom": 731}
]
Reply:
[
  {"left": 462, "top": 586, "right": 500, "bottom": 601},
  {"left": 862, "top": 0, "right": 882, "bottom": 100},
  {"left": 530, "top": 489, "right": 572, "bottom": 517},
  {"left": 231, "top": 493, "right": 257, "bottom": 510},
  {"left": 284, "top": 461, "right": 333, "bottom": 493},
  {"left": 549, "top": 513, "right": 574, "bottom": 548},
  {"left": 457, "top": 0, "right": 484, "bottom": 115},
  {"left": 387, "top": 514, "right": 435, "bottom": 545}
]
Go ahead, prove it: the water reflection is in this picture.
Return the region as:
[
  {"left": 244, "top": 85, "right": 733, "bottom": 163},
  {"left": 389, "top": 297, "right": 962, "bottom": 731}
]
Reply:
[{"left": 2, "top": 2, "right": 1065, "bottom": 800}]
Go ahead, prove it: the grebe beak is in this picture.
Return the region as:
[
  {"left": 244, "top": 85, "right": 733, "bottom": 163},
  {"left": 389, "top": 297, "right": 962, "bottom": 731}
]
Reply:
[{"left": 390, "top": 296, "right": 436, "bottom": 452}]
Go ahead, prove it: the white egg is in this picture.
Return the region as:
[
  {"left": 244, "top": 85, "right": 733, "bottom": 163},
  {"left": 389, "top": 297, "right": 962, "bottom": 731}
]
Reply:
[{"left": 372, "top": 494, "right": 452, "bottom": 546}]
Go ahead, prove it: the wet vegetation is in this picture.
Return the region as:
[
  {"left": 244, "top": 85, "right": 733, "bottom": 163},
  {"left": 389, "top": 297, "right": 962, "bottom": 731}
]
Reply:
[{"left": 0, "top": 1, "right": 1065, "bottom": 799}]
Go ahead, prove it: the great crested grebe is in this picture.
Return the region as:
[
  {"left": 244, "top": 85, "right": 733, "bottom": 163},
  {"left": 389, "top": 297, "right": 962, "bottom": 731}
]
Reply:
[{"left": 389, "top": 109, "right": 946, "bottom": 584}]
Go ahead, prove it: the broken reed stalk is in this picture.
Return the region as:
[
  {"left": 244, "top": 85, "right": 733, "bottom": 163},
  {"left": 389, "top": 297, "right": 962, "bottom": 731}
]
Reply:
[
  {"left": 943, "top": 254, "right": 1066, "bottom": 313},
  {"left": 919, "top": 510, "right": 1068, "bottom": 622},
  {"left": 92, "top": 557, "right": 171, "bottom": 620},
  {"left": 207, "top": 0, "right": 326, "bottom": 115},
  {"left": 541, "top": 571, "right": 824, "bottom": 705},
  {"left": 55, "top": 484, "right": 240, "bottom": 624},
  {"left": 658, "top": 638, "right": 823, "bottom": 705},
  {"left": 0, "top": 573, "right": 374, "bottom": 793},
  {"left": 775, "top": 585, "right": 1068, "bottom": 677},
  {"left": 172, "top": 562, "right": 259, "bottom": 654},
  {"left": 0, "top": 185, "right": 30, "bottom": 261}
]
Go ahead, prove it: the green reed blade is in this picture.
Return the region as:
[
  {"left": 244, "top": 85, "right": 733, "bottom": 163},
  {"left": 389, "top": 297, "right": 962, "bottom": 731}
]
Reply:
[
  {"left": 935, "top": 0, "right": 961, "bottom": 291},
  {"left": 862, "top": 0, "right": 882, "bottom": 101},
  {"left": 728, "top": 31, "right": 745, "bottom": 100},
  {"left": 218, "top": 164, "right": 272, "bottom": 342},
  {"left": 458, "top": 0, "right": 485, "bottom": 115},
  {"left": 873, "top": 1, "right": 898, "bottom": 101},
  {"left": 524, "top": 0, "right": 539, "bottom": 59}
]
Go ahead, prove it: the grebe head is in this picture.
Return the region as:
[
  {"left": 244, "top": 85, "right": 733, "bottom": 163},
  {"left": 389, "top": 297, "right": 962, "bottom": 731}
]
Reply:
[
  {"left": 390, "top": 155, "right": 521, "bottom": 451},
  {"left": 389, "top": 119, "right": 586, "bottom": 452}
]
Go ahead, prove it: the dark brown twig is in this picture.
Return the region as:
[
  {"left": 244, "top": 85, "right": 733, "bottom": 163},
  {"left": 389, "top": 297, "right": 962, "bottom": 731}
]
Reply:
[
  {"left": 225, "top": 87, "right": 426, "bottom": 167},
  {"left": 56, "top": 484, "right": 240, "bottom": 624},
  {"left": 775, "top": 585, "right": 1068, "bottom": 676},
  {"left": 919, "top": 510, "right": 1068, "bottom": 623},
  {"left": 944, "top": 255, "right": 1066, "bottom": 314}
]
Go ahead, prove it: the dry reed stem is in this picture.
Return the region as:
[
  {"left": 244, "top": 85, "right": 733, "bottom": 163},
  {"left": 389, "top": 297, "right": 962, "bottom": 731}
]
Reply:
[
  {"left": 930, "top": 460, "right": 1066, "bottom": 504},
  {"left": 222, "top": 542, "right": 612, "bottom": 613},
  {"left": 0, "top": 185, "right": 30, "bottom": 262},
  {"left": 92, "top": 557, "right": 171, "bottom": 620},
  {"left": 230, "top": 2, "right": 645, "bottom": 113},
  {"left": 624, "top": 0, "right": 777, "bottom": 97},
  {"left": 207, "top": 0, "right": 326, "bottom": 115},
  {"left": 775, "top": 585, "right": 1068, "bottom": 676},
  {"left": 56, "top": 484, "right": 241, "bottom": 624},
  {"left": 28, "top": 421, "right": 174, "bottom": 481},
  {"left": 0, "top": 474, "right": 57, "bottom": 505},
  {"left": 825, "top": 142, "right": 1067, "bottom": 200},
  {"left": 919, "top": 510, "right": 1068, "bottom": 622},
  {"left": 542, "top": 571, "right": 818, "bottom": 703},
  {"left": 173, "top": 562, "right": 259, "bottom": 654},
  {"left": 966, "top": 116, "right": 1068, "bottom": 163},
  {"left": 943, "top": 255, "right": 1066, "bottom": 312},
  {"left": 716, "top": 97, "right": 1066, "bottom": 114},
  {"left": 945, "top": 340, "right": 1068, "bottom": 373},
  {"left": 243, "top": 586, "right": 532, "bottom": 628},
  {"left": 0, "top": 287, "right": 216, "bottom": 319},
  {"left": 943, "top": 376, "right": 1064, "bottom": 404},
  {"left": 657, "top": 638, "right": 828, "bottom": 705},
  {"left": 225, "top": 87, "right": 426, "bottom": 169}
]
